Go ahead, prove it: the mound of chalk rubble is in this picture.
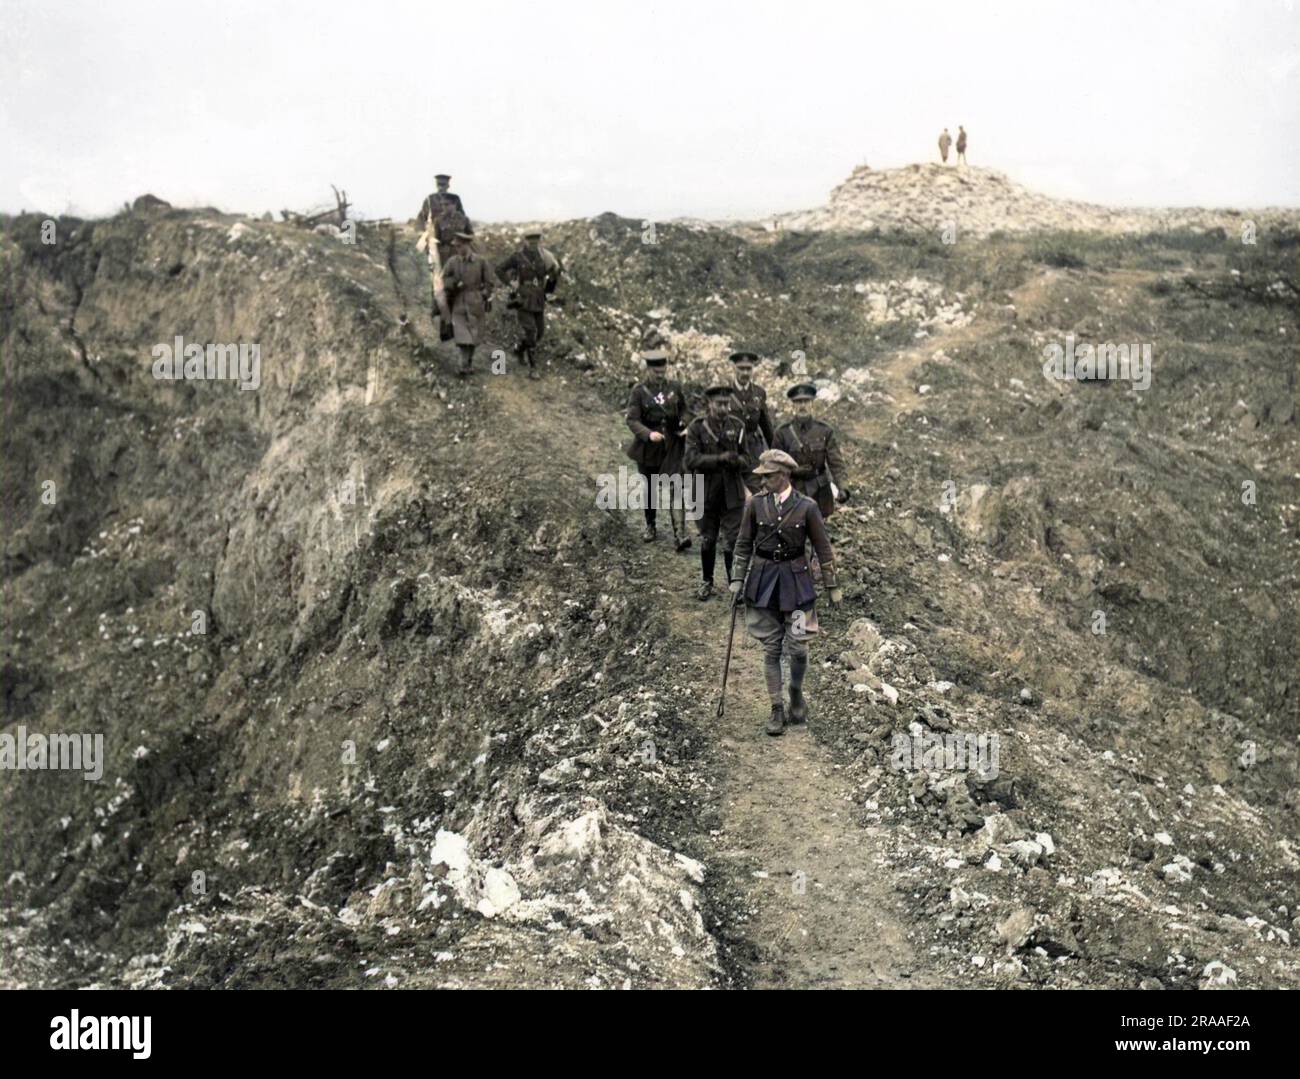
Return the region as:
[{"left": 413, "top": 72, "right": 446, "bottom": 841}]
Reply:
[{"left": 774, "top": 163, "right": 1300, "bottom": 239}]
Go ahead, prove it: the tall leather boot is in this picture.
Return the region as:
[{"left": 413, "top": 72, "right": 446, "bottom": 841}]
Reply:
[
  {"left": 764, "top": 653, "right": 785, "bottom": 736},
  {"left": 671, "top": 506, "right": 691, "bottom": 551},
  {"left": 787, "top": 652, "right": 809, "bottom": 724}
]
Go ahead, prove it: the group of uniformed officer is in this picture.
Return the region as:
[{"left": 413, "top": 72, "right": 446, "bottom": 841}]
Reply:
[
  {"left": 420, "top": 172, "right": 854, "bottom": 738},
  {"left": 624, "top": 350, "right": 853, "bottom": 736},
  {"left": 417, "top": 174, "right": 563, "bottom": 379}
]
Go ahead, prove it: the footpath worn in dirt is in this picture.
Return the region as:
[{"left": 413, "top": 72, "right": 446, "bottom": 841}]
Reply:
[{"left": 486, "top": 368, "right": 947, "bottom": 988}]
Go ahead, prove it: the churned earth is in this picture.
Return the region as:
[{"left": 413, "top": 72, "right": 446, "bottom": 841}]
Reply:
[{"left": 1, "top": 167, "right": 1296, "bottom": 988}]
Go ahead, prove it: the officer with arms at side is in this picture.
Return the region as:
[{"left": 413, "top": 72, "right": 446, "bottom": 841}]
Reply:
[
  {"left": 727, "top": 351, "right": 775, "bottom": 494},
  {"left": 684, "top": 386, "right": 749, "bottom": 601},
  {"left": 440, "top": 232, "right": 497, "bottom": 377},
  {"left": 625, "top": 349, "right": 692, "bottom": 550},
  {"left": 416, "top": 173, "right": 470, "bottom": 268},
  {"left": 773, "top": 382, "right": 851, "bottom": 518}
]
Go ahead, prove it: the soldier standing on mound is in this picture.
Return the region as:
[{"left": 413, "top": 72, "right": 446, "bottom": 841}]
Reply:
[
  {"left": 730, "top": 449, "right": 843, "bottom": 737},
  {"left": 625, "top": 349, "right": 692, "bottom": 550},
  {"left": 773, "top": 383, "right": 852, "bottom": 518},
  {"left": 684, "top": 386, "right": 748, "bottom": 600}
]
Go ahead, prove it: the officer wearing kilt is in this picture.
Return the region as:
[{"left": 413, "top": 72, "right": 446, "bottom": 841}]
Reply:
[{"left": 625, "top": 350, "right": 691, "bottom": 549}]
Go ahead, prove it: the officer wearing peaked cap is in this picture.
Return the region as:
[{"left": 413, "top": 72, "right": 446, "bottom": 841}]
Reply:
[
  {"left": 497, "top": 230, "right": 562, "bottom": 380},
  {"left": 730, "top": 448, "right": 842, "bottom": 736},
  {"left": 625, "top": 349, "right": 692, "bottom": 549},
  {"left": 727, "top": 351, "right": 775, "bottom": 494},
  {"left": 440, "top": 232, "right": 497, "bottom": 376},
  {"left": 684, "top": 385, "right": 748, "bottom": 601},
  {"left": 416, "top": 173, "right": 470, "bottom": 267},
  {"left": 773, "top": 382, "right": 851, "bottom": 518}
]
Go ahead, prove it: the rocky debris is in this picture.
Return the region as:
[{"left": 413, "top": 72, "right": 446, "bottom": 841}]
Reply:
[
  {"left": 858, "top": 277, "right": 973, "bottom": 331},
  {"left": 131, "top": 193, "right": 171, "bottom": 213},
  {"left": 775, "top": 163, "right": 1300, "bottom": 237},
  {"left": 996, "top": 907, "right": 1036, "bottom": 951}
]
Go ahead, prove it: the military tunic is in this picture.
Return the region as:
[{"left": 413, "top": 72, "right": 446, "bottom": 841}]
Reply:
[
  {"left": 732, "top": 488, "right": 838, "bottom": 610},
  {"left": 728, "top": 379, "right": 775, "bottom": 491},
  {"left": 626, "top": 379, "right": 688, "bottom": 474},
  {"left": 731, "top": 486, "right": 839, "bottom": 697},
  {"left": 684, "top": 413, "right": 748, "bottom": 558},
  {"left": 496, "top": 246, "right": 562, "bottom": 350},
  {"left": 417, "top": 191, "right": 469, "bottom": 264},
  {"left": 440, "top": 251, "right": 496, "bottom": 346},
  {"left": 773, "top": 415, "right": 848, "bottom": 518}
]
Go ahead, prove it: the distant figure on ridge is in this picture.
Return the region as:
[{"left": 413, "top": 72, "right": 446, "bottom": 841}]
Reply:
[
  {"left": 956, "top": 125, "right": 968, "bottom": 165},
  {"left": 938, "top": 128, "right": 952, "bottom": 164}
]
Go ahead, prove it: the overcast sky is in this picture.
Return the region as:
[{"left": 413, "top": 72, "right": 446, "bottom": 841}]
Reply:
[{"left": 3, "top": 0, "right": 1298, "bottom": 223}]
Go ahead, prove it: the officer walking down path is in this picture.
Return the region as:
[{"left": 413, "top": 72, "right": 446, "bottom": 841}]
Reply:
[
  {"left": 496, "top": 231, "right": 562, "bottom": 380},
  {"left": 625, "top": 349, "right": 692, "bottom": 549},
  {"left": 773, "top": 382, "right": 851, "bottom": 518},
  {"left": 730, "top": 449, "right": 842, "bottom": 736},
  {"left": 684, "top": 386, "right": 749, "bottom": 601},
  {"left": 727, "top": 351, "right": 775, "bottom": 494},
  {"left": 416, "top": 173, "right": 470, "bottom": 268},
  {"left": 440, "top": 232, "right": 497, "bottom": 377}
]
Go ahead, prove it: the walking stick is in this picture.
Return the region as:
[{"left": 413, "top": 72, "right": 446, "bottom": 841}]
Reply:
[
  {"left": 716, "top": 584, "right": 744, "bottom": 719},
  {"left": 714, "top": 497, "right": 780, "bottom": 719}
]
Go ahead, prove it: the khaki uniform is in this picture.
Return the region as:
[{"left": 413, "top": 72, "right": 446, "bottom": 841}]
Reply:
[
  {"left": 684, "top": 413, "right": 748, "bottom": 585},
  {"left": 441, "top": 251, "right": 496, "bottom": 346},
  {"left": 496, "top": 246, "right": 562, "bottom": 363},
  {"left": 731, "top": 487, "right": 838, "bottom": 709},
  {"left": 772, "top": 415, "right": 848, "bottom": 518},
  {"left": 626, "top": 378, "right": 690, "bottom": 539},
  {"left": 729, "top": 380, "right": 775, "bottom": 491},
  {"left": 417, "top": 191, "right": 469, "bottom": 264}
]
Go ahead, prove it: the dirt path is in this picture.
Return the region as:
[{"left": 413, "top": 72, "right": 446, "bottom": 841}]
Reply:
[
  {"left": 481, "top": 365, "right": 946, "bottom": 988},
  {"left": 662, "top": 591, "right": 944, "bottom": 988},
  {"left": 859, "top": 269, "right": 1064, "bottom": 438}
]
